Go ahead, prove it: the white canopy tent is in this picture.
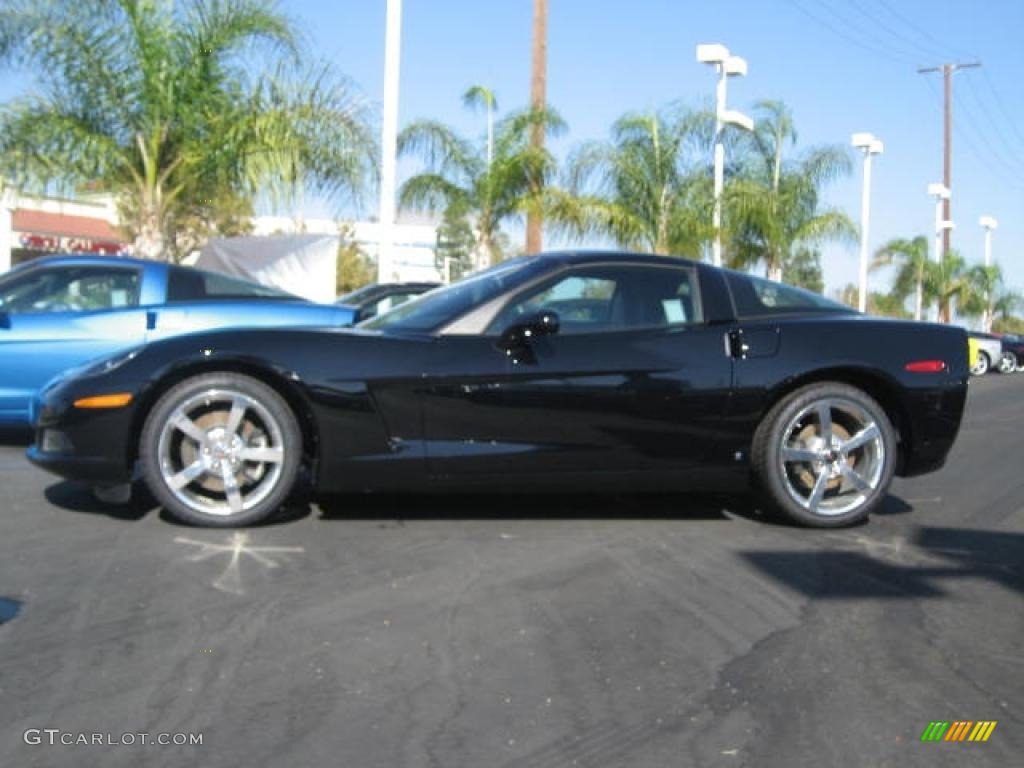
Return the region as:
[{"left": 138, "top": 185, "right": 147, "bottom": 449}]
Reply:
[{"left": 196, "top": 234, "right": 338, "bottom": 303}]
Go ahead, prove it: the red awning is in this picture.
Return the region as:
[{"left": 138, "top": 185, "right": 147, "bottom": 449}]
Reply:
[{"left": 12, "top": 209, "right": 127, "bottom": 243}]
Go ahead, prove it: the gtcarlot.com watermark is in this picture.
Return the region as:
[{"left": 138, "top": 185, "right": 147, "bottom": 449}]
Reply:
[{"left": 24, "top": 729, "right": 202, "bottom": 747}]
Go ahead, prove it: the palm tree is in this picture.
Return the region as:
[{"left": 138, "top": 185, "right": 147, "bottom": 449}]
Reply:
[
  {"left": 0, "top": 0, "right": 374, "bottom": 261},
  {"left": 928, "top": 249, "right": 976, "bottom": 324},
  {"left": 527, "top": 0, "right": 549, "bottom": 254},
  {"left": 398, "top": 102, "right": 563, "bottom": 269},
  {"left": 961, "top": 263, "right": 1002, "bottom": 332},
  {"left": 991, "top": 289, "right": 1024, "bottom": 332},
  {"left": 727, "top": 101, "right": 856, "bottom": 282},
  {"left": 871, "top": 236, "right": 931, "bottom": 321},
  {"left": 551, "top": 103, "right": 714, "bottom": 257},
  {"left": 462, "top": 86, "right": 498, "bottom": 168}
]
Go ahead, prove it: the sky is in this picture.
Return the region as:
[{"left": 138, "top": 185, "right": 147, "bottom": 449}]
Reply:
[
  {"left": 278, "top": 0, "right": 1024, "bottom": 298},
  {"left": 3, "top": 0, "right": 1022, "bottom": 298}
]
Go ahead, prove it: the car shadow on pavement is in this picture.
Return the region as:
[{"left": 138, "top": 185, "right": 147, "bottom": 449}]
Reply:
[
  {"left": 0, "top": 427, "right": 33, "bottom": 446},
  {"left": 739, "top": 526, "right": 1024, "bottom": 598},
  {"left": 43, "top": 480, "right": 157, "bottom": 522},
  {"left": 315, "top": 490, "right": 765, "bottom": 524}
]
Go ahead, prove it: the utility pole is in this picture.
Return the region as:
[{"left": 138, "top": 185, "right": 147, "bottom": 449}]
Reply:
[
  {"left": 917, "top": 61, "right": 980, "bottom": 260},
  {"left": 526, "top": 0, "right": 547, "bottom": 256}
]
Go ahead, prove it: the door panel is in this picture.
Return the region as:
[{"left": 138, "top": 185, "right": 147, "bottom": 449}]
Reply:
[
  {"left": 0, "top": 310, "right": 148, "bottom": 421},
  {"left": 422, "top": 326, "right": 732, "bottom": 477}
]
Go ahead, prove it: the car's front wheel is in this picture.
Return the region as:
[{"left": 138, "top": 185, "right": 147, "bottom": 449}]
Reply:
[
  {"left": 140, "top": 373, "right": 302, "bottom": 527},
  {"left": 752, "top": 382, "right": 896, "bottom": 527}
]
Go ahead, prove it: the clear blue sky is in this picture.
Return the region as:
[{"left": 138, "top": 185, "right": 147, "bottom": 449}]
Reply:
[
  {"left": 283, "top": 0, "right": 1024, "bottom": 297},
  {"left": 4, "top": 1, "right": 1023, "bottom": 298}
]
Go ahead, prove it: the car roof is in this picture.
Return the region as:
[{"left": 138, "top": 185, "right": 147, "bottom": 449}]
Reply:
[
  {"left": 15, "top": 254, "right": 157, "bottom": 270},
  {"left": 539, "top": 250, "right": 703, "bottom": 269}
]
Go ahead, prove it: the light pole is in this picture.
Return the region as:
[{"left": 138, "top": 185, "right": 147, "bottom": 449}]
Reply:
[
  {"left": 697, "top": 43, "right": 752, "bottom": 267},
  {"left": 980, "top": 215, "right": 998, "bottom": 332},
  {"left": 927, "top": 183, "right": 950, "bottom": 321},
  {"left": 377, "top": 0, "right": 402, "bottom": 283},
  {"left": 851, "top": 133, "right": 883, "bottom": 313}
]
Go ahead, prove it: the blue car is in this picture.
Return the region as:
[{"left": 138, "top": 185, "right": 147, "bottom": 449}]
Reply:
[{"left": 0, "top": 255, "right": 355, "bottom": 425}]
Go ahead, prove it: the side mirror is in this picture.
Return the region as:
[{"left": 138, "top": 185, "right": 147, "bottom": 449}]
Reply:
[
  {"left": 497, "top": 310, "right": 560, "bottom": 352},
  {"left": 0, "top": 310, "right": 9, "bottom": 330}
]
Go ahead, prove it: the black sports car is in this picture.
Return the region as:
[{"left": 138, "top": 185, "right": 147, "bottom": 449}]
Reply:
[{"left": 28, "top": 251, "right": 969, "bottom": 528}]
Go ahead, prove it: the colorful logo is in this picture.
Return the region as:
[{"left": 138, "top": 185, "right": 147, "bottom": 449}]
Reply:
[{"left": 921, "top": 721, "right": 997, "bottom": 742}]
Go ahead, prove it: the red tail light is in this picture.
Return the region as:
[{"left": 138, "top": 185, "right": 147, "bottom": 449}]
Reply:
[{"left": 905, "top": 360, "right": 947, "bottom": 373}]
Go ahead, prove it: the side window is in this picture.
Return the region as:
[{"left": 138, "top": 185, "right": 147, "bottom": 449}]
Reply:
[
  {"left": 726, "top": 272, "right": 848, "bottom": 316},
  {"left": 488, "top": 265, "right": 703, "bottom": 335},
  {"left": 0, "top": 267, "right": 140, "bottom": 313},
  {"left": 167, "top": 267, "right": 292, "bottom": 302}
]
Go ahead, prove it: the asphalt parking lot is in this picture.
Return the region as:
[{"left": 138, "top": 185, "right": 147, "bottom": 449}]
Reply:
[{"left": 1, "top": 375, "right": 1021, "bottom": 768}]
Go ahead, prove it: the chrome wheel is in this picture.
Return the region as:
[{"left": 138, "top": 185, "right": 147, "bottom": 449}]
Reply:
[
  {"left": 156, "top": 389, "right": 286, "bottom": 517},
  {"left": 998, "top": 352, "right": 1017, "bottom": 374},
  {"left": 778, "top": 397, "right": 885, "bottom": 517},
  {"left": 971, "top": 351, "right": 990, "bottom": 376}
]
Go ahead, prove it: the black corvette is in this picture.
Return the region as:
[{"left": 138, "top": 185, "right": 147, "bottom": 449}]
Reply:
[{"left": 28, "top": 251, "right": 969, "bottom": 528}]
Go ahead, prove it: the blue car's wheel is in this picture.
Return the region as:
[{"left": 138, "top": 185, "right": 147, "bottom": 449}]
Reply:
[{"left": 140, "top": 373, "right": 301, "bottom": 527}]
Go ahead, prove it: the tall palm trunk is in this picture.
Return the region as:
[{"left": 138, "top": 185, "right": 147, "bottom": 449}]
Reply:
[
  {"left": 134, "top": 187, "right": 166, "bottom": 260},
  {"left": 914, "top": 279, "right": 923, "bottom": 322},
  {"left": 526, "top": 0, "right": 547, "bottom": 254}
]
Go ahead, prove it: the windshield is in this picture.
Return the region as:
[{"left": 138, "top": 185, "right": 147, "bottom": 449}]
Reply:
[
  {"left": 362, "top": 256, "right": 548, "bottom": 332},
  {"left": 337, "top": 284, "right": 381, "bottom": 305}
]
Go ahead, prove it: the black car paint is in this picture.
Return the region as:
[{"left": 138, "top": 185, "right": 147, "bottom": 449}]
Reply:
[{"left": 28, "top": 252, "right": 970, "bottom": 495}]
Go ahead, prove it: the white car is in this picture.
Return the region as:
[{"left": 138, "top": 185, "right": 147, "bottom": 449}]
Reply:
[{"left": 968, "top": 332, "right": 1003, "bottom": 376}]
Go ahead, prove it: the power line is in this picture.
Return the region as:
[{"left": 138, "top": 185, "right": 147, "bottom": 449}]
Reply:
[
  {"left": 817, "top": 0, "right": 930, "bottom": 62},
  {"left": 922, "top": 76, "right": 1024, "bottom": 195},
  {"left": 959, "top": 77, "right": 1024, "bottom": 173},
  {"left": 845, "top": 0, "right": 951, "bottom": 63},
  {"left": 785, "top": 0, "right": 917, "bottom": 66},
  {"left": 866, "top": 0, "right": 976, "bottom": 61},
  {"left": 979, "top": 69, "right": 1024, "bottom": 149}
]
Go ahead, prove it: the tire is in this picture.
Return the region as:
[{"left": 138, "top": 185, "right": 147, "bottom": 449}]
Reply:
[
  {"left": 140, "top": 372, "right": 302, "bottom": 527},
  {"left": 971, "top": 351, "right": 991, "bottom": 376},
  {"left": 752, "top": 382, "right": 897, "bottom": 528},
  {"left": 998, "top": 352, "right": 1017, "bottom": 374}
]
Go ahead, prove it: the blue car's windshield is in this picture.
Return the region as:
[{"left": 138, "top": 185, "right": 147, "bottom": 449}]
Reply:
[{"left": 362, "top": 256, "right": 548, "bottom": 332}]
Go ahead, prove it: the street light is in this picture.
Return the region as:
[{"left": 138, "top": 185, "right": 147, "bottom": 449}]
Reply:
[
  {"left": 697, "top": 43, "right": 752, "bottom": 267},
  {"left": 851, "top": 132, "right": 883, "bottom": 313},
  {"left": 980, "top": 215, "right": 998, "bottom": 331},
  {"left": 377, "top": 0, "right": 402, "bottom": 283},
  {"left": 927, "top": 183, "right": 950, "bottom": 322}
]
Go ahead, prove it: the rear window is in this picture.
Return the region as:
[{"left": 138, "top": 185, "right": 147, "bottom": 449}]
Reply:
[
  {"left": 167, "top": 267, "right": 295, "bottom": 302},
  {"left": 726, "top": 272, "right": 851, "bottom": 317}
]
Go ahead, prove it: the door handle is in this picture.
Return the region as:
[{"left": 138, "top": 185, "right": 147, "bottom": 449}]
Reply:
[{"left": 146, "top": 311, "right": 157, "bottom": 330}]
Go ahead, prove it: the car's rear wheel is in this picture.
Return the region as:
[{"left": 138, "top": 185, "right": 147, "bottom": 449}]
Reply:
[
  {"left": 140, "top": 373, "right": 301, "bottom": 527},
  {"left": 971, "top": 351, "right": 991, "bottom": 376},
  {"left": 998, "top": 352, "right": 1017, "bottom": 374},
  {"left": 752, "top": 382, "right": 896, "bottom": 527}
]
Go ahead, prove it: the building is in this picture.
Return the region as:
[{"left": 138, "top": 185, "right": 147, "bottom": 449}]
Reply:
[
  {"left": 0, "top": 190, "right": 439, "bottom": 283},
  {"left": 0, "top": 190, "right": 129, "bottom": 273}
]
